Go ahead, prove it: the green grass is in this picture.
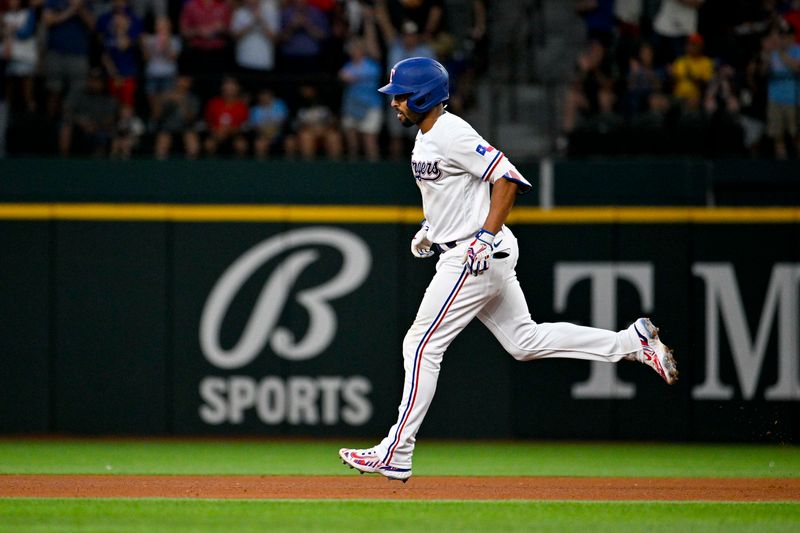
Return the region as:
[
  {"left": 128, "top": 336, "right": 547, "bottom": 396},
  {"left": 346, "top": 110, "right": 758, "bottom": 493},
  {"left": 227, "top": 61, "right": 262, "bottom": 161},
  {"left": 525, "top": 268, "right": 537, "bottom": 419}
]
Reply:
[
  {"left": 1, "top": 440, "right": 798, "bottom": 532},
  {"left": 0, "top": 439, "right": 798, "bottom": 477},
  {"left": 0, "top": 499, "right": 798, "bottom": 533}
]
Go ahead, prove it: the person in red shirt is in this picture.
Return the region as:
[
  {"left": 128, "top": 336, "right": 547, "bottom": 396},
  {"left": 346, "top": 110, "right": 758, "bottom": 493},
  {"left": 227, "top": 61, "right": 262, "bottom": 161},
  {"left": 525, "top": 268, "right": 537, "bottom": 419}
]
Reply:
[
  {"left": 179, "top": 0, "right": 232, "bottom": 101},
  {"left": 785, "top": 0, "right": 800, "bottom": 44},
  {"left": 203, "top": 76, "right": 248, "bottom": 156}
]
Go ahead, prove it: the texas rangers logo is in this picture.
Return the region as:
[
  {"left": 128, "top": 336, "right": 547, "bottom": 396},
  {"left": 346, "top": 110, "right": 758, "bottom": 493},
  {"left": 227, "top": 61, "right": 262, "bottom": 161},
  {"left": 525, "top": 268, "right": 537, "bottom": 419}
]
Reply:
[
  {"left": 411, "top": 159, "right": 442, "bottom": 181},
  {"left": 389, "top": 68, "right": 396, "bottom": 82}
]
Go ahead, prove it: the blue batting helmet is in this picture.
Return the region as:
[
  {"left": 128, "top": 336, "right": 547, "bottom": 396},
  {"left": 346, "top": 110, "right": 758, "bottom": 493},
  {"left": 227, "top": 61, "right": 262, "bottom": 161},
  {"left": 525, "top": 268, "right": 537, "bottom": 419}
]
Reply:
[{"left": 378, "top": 57, "right": 449, "bottom": 114}]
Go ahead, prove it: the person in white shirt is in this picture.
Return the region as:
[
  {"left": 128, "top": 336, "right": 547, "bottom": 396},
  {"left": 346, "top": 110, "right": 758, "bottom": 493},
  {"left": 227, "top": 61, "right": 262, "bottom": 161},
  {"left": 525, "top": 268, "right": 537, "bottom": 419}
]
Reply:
[
  {"left": 653, "top": 0, "right": 704, "bottom": 63},
  {"left": 141, "top": 16, "right": 181, "bottom": 122},
  {"left": 338, "top": 57, "right": 679, "bottom": 482},
  {"left": 2, "top": 0, "right": 38, "bottom": 112},
  {"left": 230, "top": 0, "right": 279, "bottom": 92}
]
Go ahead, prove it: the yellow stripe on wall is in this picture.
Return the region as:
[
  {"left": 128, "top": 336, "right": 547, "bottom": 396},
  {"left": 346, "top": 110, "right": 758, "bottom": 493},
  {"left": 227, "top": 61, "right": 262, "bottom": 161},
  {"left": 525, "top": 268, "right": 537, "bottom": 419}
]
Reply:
[{"left": 0, "top": 204, "right": 798, "bottom": 224}]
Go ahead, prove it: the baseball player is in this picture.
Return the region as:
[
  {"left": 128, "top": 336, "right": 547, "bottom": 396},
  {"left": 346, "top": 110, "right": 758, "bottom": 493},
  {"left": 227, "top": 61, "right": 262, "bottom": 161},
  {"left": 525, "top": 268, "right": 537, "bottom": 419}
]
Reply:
[{"left": 339, "top": 57, "right": 678, "bottom": 483}]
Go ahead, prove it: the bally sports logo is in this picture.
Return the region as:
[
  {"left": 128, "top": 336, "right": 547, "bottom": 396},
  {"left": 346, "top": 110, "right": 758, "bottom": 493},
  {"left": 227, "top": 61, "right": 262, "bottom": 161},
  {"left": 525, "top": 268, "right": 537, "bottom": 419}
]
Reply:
[{"left": 198, "top": 227, "right": 374, "bottom": 426}]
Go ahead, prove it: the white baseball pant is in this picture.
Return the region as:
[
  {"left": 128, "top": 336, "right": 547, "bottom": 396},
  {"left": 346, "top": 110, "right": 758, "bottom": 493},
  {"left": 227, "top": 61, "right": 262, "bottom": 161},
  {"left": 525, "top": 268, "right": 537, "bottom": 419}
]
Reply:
[{"left": 375, "top": 227, "right": 642, "bottom": 468}]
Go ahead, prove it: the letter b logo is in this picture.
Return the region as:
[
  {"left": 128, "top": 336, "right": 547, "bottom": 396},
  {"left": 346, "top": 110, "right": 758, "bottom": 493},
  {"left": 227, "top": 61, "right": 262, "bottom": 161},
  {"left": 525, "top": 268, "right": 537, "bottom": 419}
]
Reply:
[{"left": 200, "top": 227, "right": 372, "bottom": 369}]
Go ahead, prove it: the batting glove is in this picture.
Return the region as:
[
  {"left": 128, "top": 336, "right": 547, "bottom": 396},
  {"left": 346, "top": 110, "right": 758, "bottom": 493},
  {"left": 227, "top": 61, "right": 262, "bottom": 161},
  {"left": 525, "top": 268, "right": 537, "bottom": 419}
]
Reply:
[
  {"left": 463, "top": 228, "right": 495, "bottom": 275},
  {"left": 410, "top": 221, "right": 435, "bottom": 259}
]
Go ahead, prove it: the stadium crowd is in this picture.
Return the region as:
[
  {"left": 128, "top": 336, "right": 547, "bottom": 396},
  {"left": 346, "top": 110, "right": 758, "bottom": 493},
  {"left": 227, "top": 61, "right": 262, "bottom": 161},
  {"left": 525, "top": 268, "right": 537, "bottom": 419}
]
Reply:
[
  {"left": 0, "top": 0, "right": 798, "bottom": 159},
  {"left": 0, "top": 0, "right": 486, "bottom": 158},
  {"left": 564, "top": 0, "right": 800, "bottom": 159}
]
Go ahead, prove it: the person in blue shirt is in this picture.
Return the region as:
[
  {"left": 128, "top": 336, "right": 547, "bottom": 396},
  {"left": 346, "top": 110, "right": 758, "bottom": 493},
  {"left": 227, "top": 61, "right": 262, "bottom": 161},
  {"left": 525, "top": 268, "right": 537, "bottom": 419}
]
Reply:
[
  {"left": 97, "top": 0, "right": 144, "bottom": 107},
  {"left": 765, "top": 23, "right": 800, "bottom": 158},
  {"left": 42, "top": 0, "right": 95, "bottom": 117},
  {"left": 249, "top": 88, "right": 289, "bottom": 158},
  {"left": 339, "top": 36, "right": 382, "bottom": 160}
]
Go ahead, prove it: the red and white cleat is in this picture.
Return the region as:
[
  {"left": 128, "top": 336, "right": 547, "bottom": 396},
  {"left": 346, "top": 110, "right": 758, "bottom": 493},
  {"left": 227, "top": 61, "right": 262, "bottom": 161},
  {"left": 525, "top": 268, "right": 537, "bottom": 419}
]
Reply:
[
  {"left": 338, "top": 447, "right": 412, "bottom": 483},
  {"left": 632, "top": 318, "right": 678, "bottom": 385}
]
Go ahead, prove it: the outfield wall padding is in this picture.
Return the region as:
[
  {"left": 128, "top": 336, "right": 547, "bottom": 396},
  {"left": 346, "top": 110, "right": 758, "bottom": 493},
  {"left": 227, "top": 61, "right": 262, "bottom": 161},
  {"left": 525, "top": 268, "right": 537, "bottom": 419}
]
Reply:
[
  {"left": 0, "top": 158, "right": 798, "bottom": 441},
  {"left": 1, "top": 216, "right": 798, "bottom": 441}
]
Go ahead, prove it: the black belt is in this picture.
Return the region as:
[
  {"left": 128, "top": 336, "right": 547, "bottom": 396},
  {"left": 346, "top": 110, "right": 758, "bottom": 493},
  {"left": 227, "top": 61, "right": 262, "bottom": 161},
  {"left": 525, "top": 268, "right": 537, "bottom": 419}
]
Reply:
[
  {"left": 433, "top": 240, "right": 459, "bottom": 253},
  {"left": 434, "top": 238, "right": 511, "bottom": 258}
]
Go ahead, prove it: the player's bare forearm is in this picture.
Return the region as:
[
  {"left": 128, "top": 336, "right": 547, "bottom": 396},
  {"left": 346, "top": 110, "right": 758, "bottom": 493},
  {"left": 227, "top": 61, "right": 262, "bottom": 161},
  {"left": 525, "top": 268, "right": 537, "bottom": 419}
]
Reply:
[{"left": 482, "top": 179, "right": 518, "bottom": 234}]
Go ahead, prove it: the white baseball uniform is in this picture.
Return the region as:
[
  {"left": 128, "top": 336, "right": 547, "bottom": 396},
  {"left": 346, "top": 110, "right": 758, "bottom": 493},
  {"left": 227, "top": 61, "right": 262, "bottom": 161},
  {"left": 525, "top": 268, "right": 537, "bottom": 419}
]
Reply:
[{"left": 373, "top": 111, "right": 645, "bottom": 469}]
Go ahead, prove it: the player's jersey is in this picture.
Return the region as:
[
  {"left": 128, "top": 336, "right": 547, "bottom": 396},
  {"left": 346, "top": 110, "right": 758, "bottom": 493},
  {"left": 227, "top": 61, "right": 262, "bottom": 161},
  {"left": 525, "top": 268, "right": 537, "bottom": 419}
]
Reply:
[{"left": 410, "top": 111, "right": 531, "bottom": 244}]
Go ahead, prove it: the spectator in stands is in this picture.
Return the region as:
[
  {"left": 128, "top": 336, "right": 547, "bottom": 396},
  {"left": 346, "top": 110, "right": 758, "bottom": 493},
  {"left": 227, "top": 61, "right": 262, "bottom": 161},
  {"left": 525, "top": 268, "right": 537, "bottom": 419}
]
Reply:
[
  {"left": 724, "top": 0, "right": 779, "bottom": 71},
  {"left": 130, "top": 0, "right": 165, "bottom": 31},
  {"left": 231, "top": 0, "right": 280, "bottom": 94},
  {"left": 141, "top": 16, "right": 181, "bottom": 125},
  {"left": 59, "top": 67, "right": 118, "bottom": 156},
  {"left": 739, "top": 47, "right": 770, "bottom": 155},
  {"left": 628, "top": 91, "right": 675, "bottom": 155},
  {"left": 249, "top": 87, "right": 288, "bottom": 158},
  {"left": 203, "top": 75, "right": 249, "bottom": 157},
  {"left": 568, "top": 87, "right": 624, "bottom": 156},
  {"left": 613, "top": 0, "right": 644, "bottom": 74},
  {"left": 652, "top": 0, "right": 704, "bottom": 64},
  {"left": 764, "top": 23, "right": 800, "bottom": 158},
  {"left": 704, "top": 63, "right": 745, "bottom": 155},
  {"left": 375, "top": 1, "right": 435, "bottom": 67},
  {"left": 673, "top": 84, "right": 709, "bottom": 155},
  {"left": 786, "top": 0, "right": 800, "bottom": 43},
  {"left": 670, "top": 33, "right": 714, "bottom": 108},
  {"left": 153, "top": 74, "right": 201, "bottom": 159},
  {"left": 574, "top": 0, "right": 615, "bottom": 47},
  {"left": 432, "top": 32, "right": 474, "bottom": 114},
  {"left": 614, "top": 0, "right": 642, "bottom": 37},
  {"left": 340, "top": 0, "right": 367, "bottom": 36},
  {"left": 42, "top": 0, "right": 95, "bottom": 118},
  {"left": 626, "top": 42, "right": 665, "bottom": 116},
  {"left": 2, "top": 0, "right": 38, "bottom": 113},
  {"left": 339, "top": 36, "right": 382, "bottom": 160},
  {"left": 704, "top": 63, "right": 740, "bottom": 115},
  {"left": 277, "top": 0, "right": 330, "bottom": 75},
  {"left": 372, "top": 3, "right": 434, "bottom": 158},
  {"left": 428, "top": 0, "right": 484, "bottom": 114},
  {"left": 179, "top": 0, "right": 232, "bottom": 101},
  {"left": 559, "top": 39, "right": 614, "bottom": 153},
  {"left": 383, "top": 0, "right": 445, "bottom": 41},
  {"left": 284, "top": 83, "right": 342, "bottom": 159},
  {"left": 110, "top": 104, "right": 144, "bottom": 158},
  {"left": 465, "top": 0, "right": 487, "bottom": 74},
  {"left": 97, "top": 0, "right": 143, "bottom": 107}
]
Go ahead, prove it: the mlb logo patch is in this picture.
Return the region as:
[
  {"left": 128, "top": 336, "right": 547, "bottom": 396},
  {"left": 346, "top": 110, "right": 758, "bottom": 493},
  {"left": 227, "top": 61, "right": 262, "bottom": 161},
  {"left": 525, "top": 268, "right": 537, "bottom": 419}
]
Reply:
[{"left": 475, "top": 144, "right": 494, "bottom": 156}]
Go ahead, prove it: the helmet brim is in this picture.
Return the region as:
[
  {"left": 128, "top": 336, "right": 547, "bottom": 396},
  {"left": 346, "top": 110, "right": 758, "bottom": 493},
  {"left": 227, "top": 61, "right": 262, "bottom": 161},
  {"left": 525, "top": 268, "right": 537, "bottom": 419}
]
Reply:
[{"left": 378, "top": 82, "right": 414, "bottom": 95}]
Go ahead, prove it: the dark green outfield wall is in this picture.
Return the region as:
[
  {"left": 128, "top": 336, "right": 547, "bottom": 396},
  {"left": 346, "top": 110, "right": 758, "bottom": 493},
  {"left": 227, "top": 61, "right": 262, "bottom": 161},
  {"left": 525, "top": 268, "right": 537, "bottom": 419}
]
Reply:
[
  {"left": 2, "top": 157, "right": 799, "bottom": 205},
  {"left": 0, "top": 158, "right": 798, "bottom": 441}
]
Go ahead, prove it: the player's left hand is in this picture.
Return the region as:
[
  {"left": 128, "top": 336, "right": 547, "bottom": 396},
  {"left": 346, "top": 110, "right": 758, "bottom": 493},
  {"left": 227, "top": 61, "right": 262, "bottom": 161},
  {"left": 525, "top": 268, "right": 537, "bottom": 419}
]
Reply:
[{"left": 463, "top": 229, "right": 495, "bottom": 275}]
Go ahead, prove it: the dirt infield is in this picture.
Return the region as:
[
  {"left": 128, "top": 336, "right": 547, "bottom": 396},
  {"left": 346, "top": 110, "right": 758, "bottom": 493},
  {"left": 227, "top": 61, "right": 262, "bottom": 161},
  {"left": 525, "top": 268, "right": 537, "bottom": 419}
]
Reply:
[{"left": 2, "top": 475, "right": 799, "bottom": 501}]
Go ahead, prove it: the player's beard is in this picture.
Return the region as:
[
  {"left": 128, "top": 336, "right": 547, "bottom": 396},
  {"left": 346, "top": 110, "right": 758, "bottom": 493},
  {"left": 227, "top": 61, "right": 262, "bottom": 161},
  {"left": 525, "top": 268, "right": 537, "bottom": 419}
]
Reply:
[
  {"left": 397, "top": 109, "right": 421, "bottom": 127},
  {"left": 400, "top": 115, "right": 416, "bottom": 128}
]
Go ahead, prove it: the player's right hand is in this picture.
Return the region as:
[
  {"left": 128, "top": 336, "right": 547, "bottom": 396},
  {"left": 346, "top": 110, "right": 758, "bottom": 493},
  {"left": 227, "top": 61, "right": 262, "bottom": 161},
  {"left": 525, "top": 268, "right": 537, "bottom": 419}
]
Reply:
[{"left": 411, "top": 222, "right": 435, "bottom": 259}]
